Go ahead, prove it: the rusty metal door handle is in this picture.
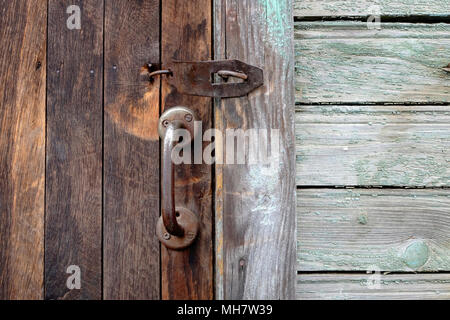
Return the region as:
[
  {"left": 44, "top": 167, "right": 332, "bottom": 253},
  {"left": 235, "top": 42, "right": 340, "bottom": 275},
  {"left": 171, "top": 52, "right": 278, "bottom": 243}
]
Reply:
[{"left": 156, "top": 106, "right": 199, "bottom": 250}]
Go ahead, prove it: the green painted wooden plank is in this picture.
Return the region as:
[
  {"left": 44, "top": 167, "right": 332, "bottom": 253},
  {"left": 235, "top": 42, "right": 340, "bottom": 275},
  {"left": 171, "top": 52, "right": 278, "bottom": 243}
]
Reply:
[
  {"left": 296, "top": 105, "right": 450, "bottom": 187},
  {"left": 294, "top": 0, "right": 450, "bottom": 17},
  {"left": 295, "top": 22, "right": 450, "bottom": 103},
  {"left": 297, "top": 189, "right": 450, "bottom": 272},
  {"left": 297, "top": 273, "right": 450, "bottom": 300}
]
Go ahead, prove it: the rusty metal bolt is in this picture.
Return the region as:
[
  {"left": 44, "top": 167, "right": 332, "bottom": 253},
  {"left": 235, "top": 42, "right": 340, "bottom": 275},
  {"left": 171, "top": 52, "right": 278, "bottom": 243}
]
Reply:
[
  {"left": 163, "top": 233, "right": 171, "bottom": 240},
  {"left": 443, "top": 64, "right": 450, "bottom": 73},
  {"left": 184, "top": 114, "right": 193, "bottom": 122}
]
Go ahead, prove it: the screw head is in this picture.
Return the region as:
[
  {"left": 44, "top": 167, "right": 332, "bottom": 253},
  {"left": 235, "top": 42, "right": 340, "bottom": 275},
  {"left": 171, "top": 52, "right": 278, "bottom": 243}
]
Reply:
[
  {"left": 163, "top": 233, "right": 171, "bottom": 240},
  {"left": 162, "top": 120, "right": 170, "bottom": 127},
  {"left": 184, "top": 114, "right": 193, "bottom": 122}
]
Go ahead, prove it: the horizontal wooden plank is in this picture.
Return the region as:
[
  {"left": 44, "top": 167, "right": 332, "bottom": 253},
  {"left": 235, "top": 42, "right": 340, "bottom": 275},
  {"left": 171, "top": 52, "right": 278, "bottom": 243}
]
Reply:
[
  {"left": 297, "top": 189, "right": 450, "bottom": 271},
  {"left": 294, "top": 0, "right": 450, "bottom": 17},
  {"left": 296, "top": 105, "right": 450, "bottom": 187},
  {"left": 295, "top": 22, "right": 450, "bottom": 103},
  {"left": 297, "top": 273, "right": 450, "bottom": 300}
]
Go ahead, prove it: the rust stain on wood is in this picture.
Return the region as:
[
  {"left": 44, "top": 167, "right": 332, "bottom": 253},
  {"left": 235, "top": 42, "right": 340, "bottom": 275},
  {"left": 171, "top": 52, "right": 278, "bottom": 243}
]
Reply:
[{"left": 105, "top": 88, "right": 160, "bottom": 141}]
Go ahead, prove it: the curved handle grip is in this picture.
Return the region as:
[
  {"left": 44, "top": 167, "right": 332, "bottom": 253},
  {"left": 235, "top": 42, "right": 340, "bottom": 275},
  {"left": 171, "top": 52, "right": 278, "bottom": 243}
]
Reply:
[
  {"left": 161, "top": 122, "right": 184, "bottom": 237},
  {"left": 156, "top": 106, "right": 199, "bottom": 250},
  {"left": 217, "top": 70, "right": 248, "bottom": 81}
]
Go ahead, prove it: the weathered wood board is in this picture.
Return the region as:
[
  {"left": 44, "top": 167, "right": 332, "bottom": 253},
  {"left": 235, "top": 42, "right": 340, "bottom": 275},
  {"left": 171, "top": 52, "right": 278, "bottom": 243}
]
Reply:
[
  {"left": 297, "top": 189, "right": 450, "bottom": 272},
  {"left": 294, "top": 0, "right": 450, "bottom": 18},
  {"left": 215, "top": 0, "right": 297, "bottom": 299},
  {"left": 46, "top": 0, "right": 103, "bottom": 299},
  {"left": 0, "top": 0, "right": 46, "bottom": 300},
  {"left": 297, "top": 273, "right": 450, "bottom": 300},
  {"left": 296, "top": 105, "right": 450, "bottom": 187},
  {"left": 295, "top": 22, "right": 450, "bottom": 103},
  {"left": 104, "top": 0, "right": 160, "bottom": 299},
  {"left": 160, "top": 0, "right": 213, "bottom": 300},
  {"left": 294, "top": 2, "right": 450, "bottom": 302}
]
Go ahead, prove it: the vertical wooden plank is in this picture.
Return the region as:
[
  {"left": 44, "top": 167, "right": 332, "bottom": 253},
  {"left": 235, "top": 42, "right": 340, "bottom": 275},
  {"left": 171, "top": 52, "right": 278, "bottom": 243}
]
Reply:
[
  {"left": 46, "top": 0, "right": 103, "bottom": 299},
  {"left": 103, "top": 0, "right": 160, "bottom": 299},
  {"left": 214, "top": 0, "right": 296, "bottom": 299},
  {"left": 161, "top": 0, "right": 213, "bottom": 300},
  {"left": 0, "top": 0, "right": 46, "bottom": 300},
  {"left": 213, "top": 0, "right": 226, "bottom": 300}
]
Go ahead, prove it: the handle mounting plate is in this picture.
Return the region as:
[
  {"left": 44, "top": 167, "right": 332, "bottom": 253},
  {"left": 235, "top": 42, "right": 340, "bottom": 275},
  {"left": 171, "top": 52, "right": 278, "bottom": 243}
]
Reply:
[
  {"left": 156, "top": 207, "right": 199, "bottom": 250},
  {"left": 158, "top": 106, "right": 196, "bottom": 140}
]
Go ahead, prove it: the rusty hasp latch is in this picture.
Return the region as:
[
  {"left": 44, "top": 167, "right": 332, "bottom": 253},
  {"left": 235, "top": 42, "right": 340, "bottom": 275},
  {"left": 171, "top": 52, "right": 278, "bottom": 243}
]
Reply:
[{"left": 149, "top": 60, "right": 264, "bottom": 98}]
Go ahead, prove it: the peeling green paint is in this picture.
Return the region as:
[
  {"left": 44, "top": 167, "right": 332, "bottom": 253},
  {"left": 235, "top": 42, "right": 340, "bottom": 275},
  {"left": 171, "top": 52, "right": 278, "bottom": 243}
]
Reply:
[
  {"left": 357, "top": 214, "right": 368, "bottom": 225},
  {"left": 402, "top": 240, "right": 430, "bottom": 270},
  {"left": 262, "top": 0, "right": 292, "bottom": 50}
]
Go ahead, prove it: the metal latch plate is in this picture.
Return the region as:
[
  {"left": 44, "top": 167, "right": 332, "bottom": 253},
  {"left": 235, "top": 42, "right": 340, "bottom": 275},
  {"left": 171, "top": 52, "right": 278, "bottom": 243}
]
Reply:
[{"left": 150, "top": 60, "right": 264, "bottom": 98}]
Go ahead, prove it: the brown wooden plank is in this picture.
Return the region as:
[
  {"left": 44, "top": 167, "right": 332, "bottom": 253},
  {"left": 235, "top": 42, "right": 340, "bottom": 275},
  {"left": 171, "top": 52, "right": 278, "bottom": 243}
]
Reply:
[
  {"left": 46, "top": 0, "right": 103, "bottom": 300},
  {"left": 0, "top": 0, "right": 46, "bottom": 300},
  {"left": 214, "top": 0, "right": 296, "bottom": 299},
  {"left": 297, "top": 273, "right": 450, "bottom": 300},
  {"left": 160, "top": 0, "right": 213, "bottom": 300},
  {"left": 297, "top": 189, "right": 450, "bottom": 272},
  {"left": 104, "top": 0, "right": 160, "bottom": 299},
  {"left": 295, "top": 22, "right": 450, "bottom": 104}
]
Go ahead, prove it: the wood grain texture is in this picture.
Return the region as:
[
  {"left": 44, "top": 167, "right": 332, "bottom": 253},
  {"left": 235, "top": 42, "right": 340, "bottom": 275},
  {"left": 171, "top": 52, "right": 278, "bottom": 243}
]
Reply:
[
  {"left": 46, "top": 0, "right": 103, "bottom": 300},
  {"left": 297, "top": 273, "right": 450, "bottom": 300},
  {"left": 296, "top": 105, "right": 450, "bottom": 187},
  {"left": 297, "top": 189, "right": 450, "bottom": 272},
  {"left": 104, "top": 0, "right": 160, "bottom": 300},
  {"left": 213, "top": 0, "right": 225, "bottom": 299},
  {"left": 294, "top": 0, "right": 450, "bottom": 17},
  {"left": 0, "top": 0, "right": 46, "bottom": 300},
  {"left": 215, "top": 0, "right": 296, "bottom": 299},
  {"left": 161, "top": 0, "right": 213, "bottom": 300},
  {"left": 295, "top": 22, "right": 450, "bottom": 103}
]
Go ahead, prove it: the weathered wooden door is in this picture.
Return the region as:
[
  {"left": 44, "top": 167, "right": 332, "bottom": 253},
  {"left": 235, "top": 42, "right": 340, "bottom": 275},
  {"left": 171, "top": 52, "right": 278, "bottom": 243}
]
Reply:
[{"left": 0, "top": 0, "right": 295, "bottom": 300}]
